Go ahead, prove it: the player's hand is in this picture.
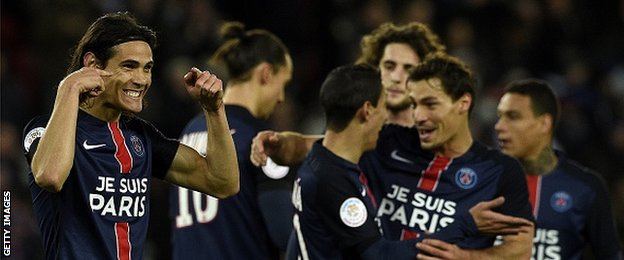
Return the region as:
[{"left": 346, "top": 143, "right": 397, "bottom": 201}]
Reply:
[
  {"left": 184, "top": 67, "right": 223, "bottom": 112},
  {"left": 416, "top": 239, "right": 470, "bottom": 260},
  {"left": 59, "top": 67, "right": 111, "bottom": 97},
  {"left": 470, "top": 196, "right": 534, "bottom": 235},
  {"left": 250, "top": 130, "right": 282, "bottom": 167}
]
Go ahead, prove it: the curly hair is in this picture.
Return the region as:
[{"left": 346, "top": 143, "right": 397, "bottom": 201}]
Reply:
[{"left": 355, "top": 22, "right": 446, "bottom": 67}]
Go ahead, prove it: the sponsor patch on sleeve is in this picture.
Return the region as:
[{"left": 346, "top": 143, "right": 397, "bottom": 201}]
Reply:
[
  {"left": 339, "top": 197, "right": 368, "bottom": 227},
  {"left": 262, "top": 157, "right": 290, "bottom": 179},
  {"left": 24, "top": 127, "right": 46, "bottom": 152}
]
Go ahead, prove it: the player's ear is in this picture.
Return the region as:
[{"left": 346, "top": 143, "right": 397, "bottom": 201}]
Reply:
[
  {"left": 83, "top": 52, "right": 99, "bottom": 68},
  {"left": 539, "top": 113, "right": 554, "bottom": 134},
  {"left": 457, "top": 93, "right": 472, "bottom": 114},
  {"left": 258, "top": 62, "right": 273, "bottom": 85},
  {"left": 358, "top": 101, "right": 373, "bottom": 122}
]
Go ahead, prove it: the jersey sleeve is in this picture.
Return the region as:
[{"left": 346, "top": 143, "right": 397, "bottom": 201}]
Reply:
[
  {"left": 585, "top": 172, "right": 623, "bottom": 259},
  {"left": 141, "top": 119, "right": 180, "bottom": 179},
  {"left": 312, "top": 173, "right": 381, "bottom": 255},
  {"left": 496, "top": 157, "right": 534, "bottom": 221},
  {"left": 22, "top": 115, "right": 50, "bottom": 165}
]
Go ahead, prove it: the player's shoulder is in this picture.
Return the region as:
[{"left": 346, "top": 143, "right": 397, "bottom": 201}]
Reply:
[
  {"left": 24, "top": 114, "right": 50, "bottom": 132},
  {"left": 472, "top": 141, "right": 522, "bottom": 168},
  {"left": 555, "top": 151, "right": 608, "bottom": 189},
  {"left": 23, "top": 114, "right": 50, "bottom": 152},
  {"left": 302, "top": 142, "right": 354, "bottom": 183},
  {"left": 179, "top": 113, "right": 207, "bottom": 136}
]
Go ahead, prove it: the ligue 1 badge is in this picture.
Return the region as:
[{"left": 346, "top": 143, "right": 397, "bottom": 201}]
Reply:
[
  {"left": 455, "top": 167, "right": 477, "bottom": 189},
  {"left": 340, "top": 197, "right": 367, "bottom": 227},
  {"left": 550, "top": 191, "right": 573, "bottom": 212},
  {"left": 262, "top": 157, "right": 290, "bottom": 179},
  {"left": 24, "top": 127, "right": 46, "bottom": 152}
]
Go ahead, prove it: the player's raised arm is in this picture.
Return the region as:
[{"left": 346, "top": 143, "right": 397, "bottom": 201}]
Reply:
[
  {"left": 165, "top": 67, "right": 240, "bottom": 198},
  {"left": 31, "top": 67, "right": 111, "bottom": 192}
]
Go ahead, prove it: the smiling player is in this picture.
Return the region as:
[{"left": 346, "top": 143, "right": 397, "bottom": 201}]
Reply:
[{"left": 22, "top": 12, "right": 239, "bottom": 259}]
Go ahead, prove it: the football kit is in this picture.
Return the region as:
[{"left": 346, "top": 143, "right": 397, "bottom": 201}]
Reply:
[
  {"left": 170, "top": 105, "right": 296, "bottom": 259},
  {"left": 524, "top": 151, "right": 623, "bottom": 260},
  {"left": 359, "top": 124, "right": 534, "bottom": 249},
  {"left": 288, "top": 141, "right": 480, "bottom": 260},
  {"left": 23, "top": 110, "right": 179, "bottom": 259}
]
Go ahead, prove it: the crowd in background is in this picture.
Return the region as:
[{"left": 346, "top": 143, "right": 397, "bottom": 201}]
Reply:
[{"left": 2, "top": 0, "right": 623, "bottom": 259}]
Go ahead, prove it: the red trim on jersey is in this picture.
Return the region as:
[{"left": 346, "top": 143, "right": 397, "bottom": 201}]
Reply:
[
  {"left": 417, "top": 155, "right": 452, "bottom": 192},
  {"left": 115, "top": 222, "right": 131, "bottom": 260},
  {"left": 109, "top": 122, "right": 133, "bottom": 174},
  {"left": 400, "top": 229, "right": 421, "bottom": 240},
  {"left": 359, "top": 170, "right": 377, "bottom": 209},
  {"left": 525, "top": 175, "right": 542, "bottom": 217}
]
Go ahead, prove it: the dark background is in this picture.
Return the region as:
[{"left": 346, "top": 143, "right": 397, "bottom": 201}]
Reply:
[{"left": 2, "top": 0, "right": 623, "bottom": 259}]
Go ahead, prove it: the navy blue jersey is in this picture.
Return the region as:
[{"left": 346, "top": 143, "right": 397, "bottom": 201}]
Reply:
[
  {"left": 288, "top": 141, "right": 477, "bottom": 260},
  {"left": 359, "top": 124, "right": 533, "bottom": 249},
  {"left": 22, "top": 110, "right": 179, "bottom": 260},
  {"left": 169, "top": 105, "right": 296, "bottom": 259},
  {"left": 524, "top": 151, "right": 623, "bottom": 260}
]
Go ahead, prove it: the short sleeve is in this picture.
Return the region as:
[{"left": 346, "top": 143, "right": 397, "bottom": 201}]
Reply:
[
  {"left": 141, "top": 119, "right": 180, "bottom": 179},
  {"left": 585, "top": 173, "right": 623, "bottom": 258},
  {"left": 314, "top": 174, "right": 380, "bottom": 254},
  {"left": 22, "top": 115, "right": 50, "bottom": 165},
  {"left": 496, "top": 158, "right": 535, "bottom": 221}
]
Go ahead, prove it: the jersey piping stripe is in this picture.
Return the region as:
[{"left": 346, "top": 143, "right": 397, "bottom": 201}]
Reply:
[
  {"left": 359, "top": 171, "right": 377, "bottom": 209},
  {"left": 417, "top": 155, "right": 452, "bottom": 192},
  {"left": 115, "top": 222, "right": 131, "bottom": 260},
  {"left": 109, "top": 122, "right": 133, "bottom": 174},
  {"left": 526, "top": 175, "right": 542, "bottom": 217},
  {"left": 293, "top": 214, "right": 310, "bottom": 260}
]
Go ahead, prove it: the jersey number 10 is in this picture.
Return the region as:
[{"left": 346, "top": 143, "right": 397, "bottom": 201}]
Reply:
[{"left": 175, "top": 186, "right": 219, "bottom": 228}]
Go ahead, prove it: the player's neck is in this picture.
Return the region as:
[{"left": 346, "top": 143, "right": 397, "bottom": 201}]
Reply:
[
  {"left": 323, "top": 129, "right": 364, "bottom": 164},
  {"left": 386, "top": 108, "right": 414, "bottom": 127},
  {"left": 223, "top": 83, "right": 263, "bottom": 118},
  {"left": 80, "top": 105, "right": 122, "bottom": 122},
  {"left": 521, "top": 146, "right": 558, "bottom": 176}
]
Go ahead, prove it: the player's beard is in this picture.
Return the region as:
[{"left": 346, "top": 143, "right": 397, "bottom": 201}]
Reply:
[{"left": 386, "top": 97, "right": 412, "bottom": 113}]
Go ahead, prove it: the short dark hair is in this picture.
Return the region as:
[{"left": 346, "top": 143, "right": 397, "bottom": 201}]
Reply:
[
  {"left": 67, "top": 12, "right": 158, "bottom": 75},
  {"left": 355, "top": 22, "right": 446, "bottom": 67},
  {"left": 504, "top": 79, "right": 561, "bottom": 131},
  {"left": 408, "top": 53, "right": 477, "bottom": 115},
  {"left": 320, "top": 64, "right": 382, "bottom": 132},
  {"left": 209, "top": 21, "right": 289, "bottom": 84}
]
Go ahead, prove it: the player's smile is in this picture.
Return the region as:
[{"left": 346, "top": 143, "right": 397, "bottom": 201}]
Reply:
[
  {"left": 497, "top": 137, "right": 511, "bottom": 151},
  {"left": 417, "top": 126, "right": 436, "bottom": 142},
  {"left": 123, "top": 89, "right": 143, "bottom": 99}
]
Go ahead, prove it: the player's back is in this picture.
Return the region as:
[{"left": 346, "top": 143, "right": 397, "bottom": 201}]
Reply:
[{"left": 169, "top": 106, "right": 295, "bottom": 259}]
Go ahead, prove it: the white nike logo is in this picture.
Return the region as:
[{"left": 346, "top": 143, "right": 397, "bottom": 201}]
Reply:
[
  {"left": 83, "top": 140, "right": 106, "bottom": 150},
  {"left": 391, "top": 149, "right": 413, "bottom": 164}
]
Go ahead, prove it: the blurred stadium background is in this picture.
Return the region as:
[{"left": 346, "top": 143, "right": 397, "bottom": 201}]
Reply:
[{"left": 2, "top": 0, "right": 623, "bottom": 259}]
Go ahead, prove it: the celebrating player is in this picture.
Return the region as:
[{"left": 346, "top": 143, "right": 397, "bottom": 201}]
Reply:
[
  {"left": 169, "top": 21, "right": 295, "bottom": 259},
  {"left": 22, "top": 12, "right": 239, "bottom": 259},
  {"left": 416, "top": 79, "right": 623, "bottom": 259}
]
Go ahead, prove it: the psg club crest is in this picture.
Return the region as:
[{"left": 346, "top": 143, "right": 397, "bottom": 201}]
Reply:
[
  {"left": 454, "top": 168, "right": 477, "bottom": 189},
  {"left": 130, "top": 135, "right": 145, "bottom": 157},
  {"left": 550, "top": 191, "right": 573, "bottom": 212}
]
